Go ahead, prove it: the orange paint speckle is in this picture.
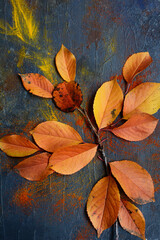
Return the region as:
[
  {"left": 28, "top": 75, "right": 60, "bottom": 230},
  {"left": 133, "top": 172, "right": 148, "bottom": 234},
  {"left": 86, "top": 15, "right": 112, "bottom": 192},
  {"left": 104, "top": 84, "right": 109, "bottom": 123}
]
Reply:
[{"left": 12, "top": 186, "right": 35, "bottom": 211}]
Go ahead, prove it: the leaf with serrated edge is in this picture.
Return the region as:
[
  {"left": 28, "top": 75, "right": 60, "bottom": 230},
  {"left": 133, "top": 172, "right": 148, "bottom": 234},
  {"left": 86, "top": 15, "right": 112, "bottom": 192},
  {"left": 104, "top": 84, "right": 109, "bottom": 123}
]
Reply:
[
  {"left": 31, "top": 121, "right": 83, "bottom": 152},
  {"left": 93, "top": 76, "right": 123, "bottom": 129},
  {"left": 55, "top": 44, "right": 76, "bottom": 82},
  {"left": 0, "top": 135, "right": 40, "bottom": 157},
  {"left": 111, "top": 113, "right": 158, "bottom": 141},
  {"left": 87, "top": 176, "right": 120, "bottom": 238},
  {"left": 19, "top": 73, "right": 54, "bottom": 98},
  {"left": 123, "top": 52, "right": 152, "bottom": 83},
  {"left": 110, "top": 160, "right": 155, "bottom": 204},
  {"left": 49, "top": 143, "right": 97, "bottom": 175},
  {"left": 52, "top": 81, "right": 83, "bottom": 112},
  {"left": 123, "top": 82, "right": 160, "bottom": 119},
  {"left": 118, "top": 199, "right": 145, "bottom": 240},
  {"left": 14, "top": 152, "right": 54, "bottom": 181}
]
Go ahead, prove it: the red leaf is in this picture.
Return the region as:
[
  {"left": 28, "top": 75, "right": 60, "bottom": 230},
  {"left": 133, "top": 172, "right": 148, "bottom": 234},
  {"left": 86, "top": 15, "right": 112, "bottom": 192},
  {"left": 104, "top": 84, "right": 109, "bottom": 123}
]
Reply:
[{"left": 52, "top": 81, "right": 83, "bottom": 112}]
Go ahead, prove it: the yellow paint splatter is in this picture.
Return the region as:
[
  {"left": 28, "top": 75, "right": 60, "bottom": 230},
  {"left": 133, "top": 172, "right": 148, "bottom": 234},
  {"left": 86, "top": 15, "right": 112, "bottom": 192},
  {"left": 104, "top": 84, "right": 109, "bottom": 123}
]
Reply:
[
  {"left": 0, "top": 0, "right": 39, "bottom": 45},
  {"left": 0, "top": 0, "right": 58, "bottom": 84},
  {"left": 39, "top": 99, "right": 58, "bottom": 121}
]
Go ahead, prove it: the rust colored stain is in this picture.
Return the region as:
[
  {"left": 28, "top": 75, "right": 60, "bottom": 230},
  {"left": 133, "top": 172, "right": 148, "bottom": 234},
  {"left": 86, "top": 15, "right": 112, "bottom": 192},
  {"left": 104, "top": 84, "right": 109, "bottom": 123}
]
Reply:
[
  {"left": 75, "top": 222, "right": 95, "bottom": 240},
  {"left": 12, "top": 186, "right": 35, "bottom": 210}
]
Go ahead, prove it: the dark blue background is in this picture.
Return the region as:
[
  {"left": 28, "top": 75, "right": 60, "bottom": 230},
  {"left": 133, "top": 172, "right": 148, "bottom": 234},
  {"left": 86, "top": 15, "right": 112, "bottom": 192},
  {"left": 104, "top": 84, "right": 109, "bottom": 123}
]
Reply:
[{"left": 0, "top": 0, "right": 160, "bottom": 239}]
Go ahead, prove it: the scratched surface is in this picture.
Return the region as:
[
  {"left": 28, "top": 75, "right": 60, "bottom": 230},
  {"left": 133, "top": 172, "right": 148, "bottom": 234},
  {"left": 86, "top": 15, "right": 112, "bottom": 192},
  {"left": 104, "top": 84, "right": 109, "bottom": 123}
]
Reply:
[{"left": 0, "top": 0, "right": 160, "bottom": 239}]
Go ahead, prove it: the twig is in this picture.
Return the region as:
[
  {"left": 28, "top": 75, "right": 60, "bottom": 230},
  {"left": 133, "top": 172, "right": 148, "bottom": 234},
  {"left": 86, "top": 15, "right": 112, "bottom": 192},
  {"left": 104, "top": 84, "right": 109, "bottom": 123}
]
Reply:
[
  {"left": 77, "top": 107, "right": 98, "bottom": 137},
  {"left": 77, "top": 107, "right": 109, "bottom": 174},
  {"left": 115, "top": 220, "right": 119, "bottom": 240}
]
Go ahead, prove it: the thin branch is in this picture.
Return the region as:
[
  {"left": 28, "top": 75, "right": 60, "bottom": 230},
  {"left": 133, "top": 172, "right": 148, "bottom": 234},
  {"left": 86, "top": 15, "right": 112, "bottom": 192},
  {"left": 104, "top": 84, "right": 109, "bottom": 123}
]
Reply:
[
  {"left": 125, "top": 82, "right": 130, "bottom": 95},
  {"left": 77, "top": 107, "right": 109, "bottom": 174},
  {"left": 115, "top": 220, "right": 119, "bottom": 240},
  {"left": 77, "top": 107, "right": 98, "bottom": 137}
]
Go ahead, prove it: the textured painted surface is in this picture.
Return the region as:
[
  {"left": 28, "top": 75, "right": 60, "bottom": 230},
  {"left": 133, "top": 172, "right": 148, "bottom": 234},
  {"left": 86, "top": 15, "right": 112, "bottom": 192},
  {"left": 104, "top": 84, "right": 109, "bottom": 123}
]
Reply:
[{"left": 0, "top": 0, "right": 160, "bottom": 239}]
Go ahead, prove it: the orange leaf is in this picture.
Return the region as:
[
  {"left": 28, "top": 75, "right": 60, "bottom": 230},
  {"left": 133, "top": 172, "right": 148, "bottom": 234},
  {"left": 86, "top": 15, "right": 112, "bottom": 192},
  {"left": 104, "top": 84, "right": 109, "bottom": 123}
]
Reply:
[
  {"left": 123, "top": 52, "right": 152, "bottom": 83},
  {"left": 0, "top": 135, "right": 40, "bottom": 157},
  {"left": 118, "top": 199, "right": 145, "bottom": 240},
  {"left": 55, "top": 44, "right": 76, "bottom": 82},
  {"left": 31, "top": 121, "right": 83, "bottom": 152},
  {"left": 111, "top": 113, "right": 158, "bottom": 141},
  {"left": 19, "top": 73, "right": 54, "bottom": 98},
  {"left": 123, "top": 82, "right": 160, "bottom": 119},
  {"left": 87, "top": 176, "right": 120, "bottom": 238},
  {"left": 52, "top": 81, "right": 83, "bottom": 112},
  {"left": 110, "top": 160, "right": 155, "bottom": 204},
  {"left": 49, "top": 143, "right": 98, "bottom": 175},
  {"left": 14, "top": 152, "right": 54, "bottom": 181},
  {"left": 93, "top": 76, "right": 123, "bottom": 129}
]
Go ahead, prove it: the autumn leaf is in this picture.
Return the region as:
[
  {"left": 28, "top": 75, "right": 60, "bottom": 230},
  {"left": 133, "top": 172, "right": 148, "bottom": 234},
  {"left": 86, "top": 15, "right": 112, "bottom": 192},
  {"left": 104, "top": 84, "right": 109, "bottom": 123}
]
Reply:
[
  {"left": 123, "top": 82, "right": 160, "bottom": 119},
  {"left": 118, "top": 199, "right": 145, "bottom": 240},
  {"left": 111, "top": 113, "right": 158, "bottom": 141},
  {"left": 123, "top": 52, "right": 152, "bottom": 83},
  {"left": 55, "top": 44, "right": 76, "bottom": 82},
  {"left": 52, "top": 81, "right": 83, "bottom": 112},
  {"left": 14, "top": 152, "right": 54, "bottom": 181},
  {"left": 19, "top": 73, "right": 54, "bottom": 98},
  {"left": 87, "top": 176, "right": 120, "bottom": 238},
  {"left": 110, "top": 160, "right": 155, "bottom": 204},
  {"left": 93, "top": 76, "right": 123, "bottom": 129},
  {"left": 49, "top": 143, "right": 98, "bottom": 175},
  {"left": 0, "top": 135, "right": 40, "bottom": 157},
  {"left": 31, "top": 121, "right": 83, "bottom": 152}
]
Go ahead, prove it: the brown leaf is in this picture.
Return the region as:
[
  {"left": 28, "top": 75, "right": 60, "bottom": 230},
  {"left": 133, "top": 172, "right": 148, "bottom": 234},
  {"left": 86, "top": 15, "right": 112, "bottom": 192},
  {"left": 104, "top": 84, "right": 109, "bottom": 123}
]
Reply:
[
  {"left": 55, "top": 44, "right": 76, "bottom": 82},
  {"left": 52, "top": 81, "right": 83, "bottom": 112},
  {"left": 118, "top": 199, "right": 145, "bottom": 240},
  {"left": 14, "top": 152, "right": 54, "bottom": 181},
  {"left": 19, "top": 73, "right": 54, "bottom": 98},
  {"left": 0, "top": 135, "right": 40, "bottom": 157},
  {"left": 49, "top": 143, "right": 98, "bottom": 175},
  {"left": 87, "top": 176, "right": 120, "bottom": 238},
  {"left": 123, "top": 82, "right": 160, "bottom": 119},
  {"left": 93, "top": 76, "right": 123, "bottom": 129},
  {"left": 123, "top": 52, "right": 152, "bottom": 83},
  {"left": 111, "top": 113, "right": 158, "bottom": 141},
  {"left": 31, "top": 121, "right": 83, "bottom": 152},
  {"left": 110, "top": 160, "right": 155, "bottom": 204}
]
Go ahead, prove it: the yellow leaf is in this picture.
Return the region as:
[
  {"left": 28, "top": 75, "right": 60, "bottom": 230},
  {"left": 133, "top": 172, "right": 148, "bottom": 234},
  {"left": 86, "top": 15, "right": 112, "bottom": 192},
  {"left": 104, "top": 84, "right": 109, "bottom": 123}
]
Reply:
[
  {"left": 123, "top": 52, "right": 152, "bottom": 83},
  {"left": 31, "top": 121, "right": 83, "bottom": 152},
  {"left": 0, "top": 135, "right": 40, "bottom": 157},
  {"left": 87, "top": 176, "right": 120, "bottom": 238},
  {"left": 123, "top": 82, "right": 160, "bottom": 119},
  {"left": 93, "top": 76, "right": 123, "bottom": 129},
  {"left": 55, "top": 44, "right": 76, "bottom": 82},
  {"left": 119, "top": 199, "right": 145, "bottom": 240},
  {"left": 111, "top": 113, "right": 158, "bottom": 141},
  {"left": 110, "top": 160, "right": 155, "bottom": 204},
  {"left": 49, "top": 143, "right": 98, "bottom": 175}
]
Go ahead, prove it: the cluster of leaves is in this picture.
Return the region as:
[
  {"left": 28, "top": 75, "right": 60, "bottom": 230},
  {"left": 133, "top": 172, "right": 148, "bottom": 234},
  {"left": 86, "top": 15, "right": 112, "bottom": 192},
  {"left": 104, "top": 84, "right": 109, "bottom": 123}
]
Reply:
[{"left": 0, "top": 45, "right": 160, "bottom": 239}]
